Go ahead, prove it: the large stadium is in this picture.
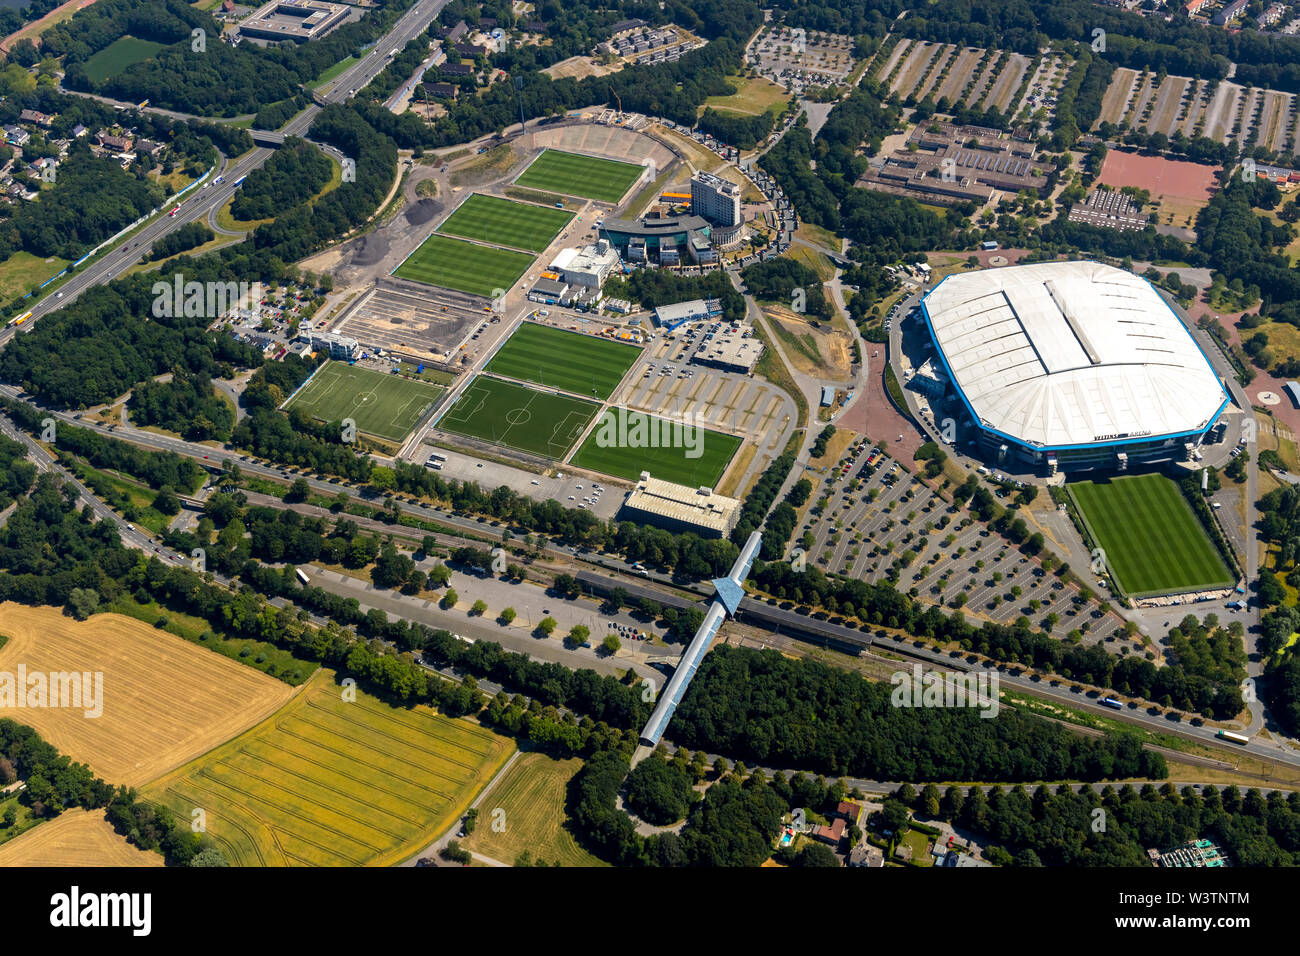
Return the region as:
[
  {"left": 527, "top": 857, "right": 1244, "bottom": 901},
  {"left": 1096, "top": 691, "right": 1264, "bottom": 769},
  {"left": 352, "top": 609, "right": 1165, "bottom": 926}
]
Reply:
[{"left": 917, "top": 261, "right": 1230, "bottom": 473}]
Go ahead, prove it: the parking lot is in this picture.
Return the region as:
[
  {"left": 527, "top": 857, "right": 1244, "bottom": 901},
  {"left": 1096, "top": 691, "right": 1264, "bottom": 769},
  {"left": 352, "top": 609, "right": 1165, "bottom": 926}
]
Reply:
[
  {"left": 794, "top": 440, "right": 1136, "bottom": 649},
  {"left": 423, "top": 445, "right": 625, "bottom": 519},
  {"left": 613, "top": 327, "right": 795, "bottom": 448},
  {"left": 747, "top": 26, "right": 857, "bottom": 95}
]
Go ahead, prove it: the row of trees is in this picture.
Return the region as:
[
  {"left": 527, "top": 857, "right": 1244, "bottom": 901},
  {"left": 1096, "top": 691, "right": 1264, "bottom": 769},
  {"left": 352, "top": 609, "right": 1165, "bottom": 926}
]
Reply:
[{"left": 0, "top": 718, "right": 226, "bottom": 866}]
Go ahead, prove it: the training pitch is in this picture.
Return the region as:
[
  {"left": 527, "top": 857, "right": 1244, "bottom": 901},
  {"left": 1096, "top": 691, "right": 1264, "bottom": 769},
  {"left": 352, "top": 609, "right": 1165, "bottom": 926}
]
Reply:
[
  {"left": 515, "top": 148, "right": 645, "bottom": 203},
  {"left": 437, "top": 375, "right": 600, "bottom": 458},
  {"left": 484, "top": 322, "right": 640, "bottom": 399},
  {"left": 1067, "top": 473, "right": 1234, "bottom": 597},
  {"left": 570, "top": 409, "right": 742, "bottom": 487},
  {"left": 393, "top": 233, "right": 534, "bottom": 298},
  {"left": 285, "top": 361, "right": 444, "bottom": 442},
  {"left": 437, "top": 193, "right": 574, "bottom": 253}
]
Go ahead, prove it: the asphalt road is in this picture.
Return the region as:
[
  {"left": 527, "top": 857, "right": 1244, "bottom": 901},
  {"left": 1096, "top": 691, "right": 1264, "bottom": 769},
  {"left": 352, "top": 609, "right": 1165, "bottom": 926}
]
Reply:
[{"left": 0, "top": 0, "right": 449, "bottom": 351}]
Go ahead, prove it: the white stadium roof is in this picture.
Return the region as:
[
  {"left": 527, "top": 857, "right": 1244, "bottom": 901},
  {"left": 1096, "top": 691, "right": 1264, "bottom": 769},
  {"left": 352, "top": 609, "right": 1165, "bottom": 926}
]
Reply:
[{"left": 921, "top": 261, "right": 1227, "bottom": 449}]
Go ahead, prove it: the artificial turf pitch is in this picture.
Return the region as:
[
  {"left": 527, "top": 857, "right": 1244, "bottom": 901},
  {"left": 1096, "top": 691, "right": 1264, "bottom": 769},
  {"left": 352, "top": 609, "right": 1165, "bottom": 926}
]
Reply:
[
  {"left": 285, "top": 362, "right": 444, "bottom": 442},
  {"left": 1067, "top": 473, "right": 1234, "bottom": 597},
  {"left": 514, "top": 149, "right": 645, "bottom": 203},
  {"left": 437, "top": 376, "right": 600, "bottom": 458},
  {"left": 570, "top": 409, "right": 742, "bottom": 487},
  {"left": 393, "top": 233, "right": 533, "bottom": 298},
  {"left": 484, "top": 322, "right": 640, "bottom": 399},
  {"left": 437, "top": 193, "right": 573, "bottom": 253}
]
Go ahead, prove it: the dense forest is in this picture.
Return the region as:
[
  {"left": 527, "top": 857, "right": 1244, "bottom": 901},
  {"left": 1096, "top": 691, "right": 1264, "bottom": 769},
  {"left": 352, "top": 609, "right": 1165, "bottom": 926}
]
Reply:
[
  {"left": 1257, "top": 484, "right": 1300, "bottom": 737},
  {"left": 0, "top": 146, "right": 162, "bottom": 262},
  {"left": 672, "top": 645, "right": 1167, "bottom": 780},
  {"left": 915, "top": 780, "right": 1300, "bottom": 866},
  {"left": 146, "top": 221, "right": 214, "bottom": 262},
  {"left": 53, "top": 0, "right": 426, "bottom": 116},
  {"left": 129, "top": 368, "right": 235, "bottom": 441},
  {"left": 230, "top": 139, "right": 334, "bottom": 222}
]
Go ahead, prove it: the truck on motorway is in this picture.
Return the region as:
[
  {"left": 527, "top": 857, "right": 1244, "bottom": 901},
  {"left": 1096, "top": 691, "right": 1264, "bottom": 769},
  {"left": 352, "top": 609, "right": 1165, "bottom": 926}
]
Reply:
[
  {"left": 232, "top": 175, "right": 247, "bottom": 188},
  {"left": 8, "top": 311, "right": 32, "bottom": 327},
  {"left": 1100, "top": 697, "right": 1123, "bottom": 710},
  {"left": 1216, "top": 730, "right": 1250, "bottom": 745},
  {"left": 169, "top": 204, "right": 181, "bottom": 217},
  {"left": 296, "top": 567, "right": 310, "bottom": 586}
]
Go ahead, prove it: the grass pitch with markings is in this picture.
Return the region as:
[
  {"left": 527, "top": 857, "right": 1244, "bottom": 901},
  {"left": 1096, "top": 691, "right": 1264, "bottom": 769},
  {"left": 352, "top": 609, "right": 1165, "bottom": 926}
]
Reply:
[
  {"left": 437, "top": 375, "right": 600, "bottom": 458},
  {"left": 514, "top": 149, "right": 644, "bottom": 203},
  {"left": 437, "top": 193, "right": 573, "bottom": 252},
  {"left": 285, "top": 361, "right": 443, "bottom": 442},
  {"left": 1067, "top": 473, "right": 1233, "bottom": 597},
  {"left": 484, "top": 322, "right": 639, "bottom": 399},
  {"left": 393, "top": 233, "right": 533, "bottom": 298}
]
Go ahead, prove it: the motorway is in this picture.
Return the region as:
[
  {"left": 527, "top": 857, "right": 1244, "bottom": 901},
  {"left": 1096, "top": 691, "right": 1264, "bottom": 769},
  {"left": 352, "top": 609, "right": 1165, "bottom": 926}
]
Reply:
[{"left": 0, "top": 0, "right": 449, "bottom": 353}]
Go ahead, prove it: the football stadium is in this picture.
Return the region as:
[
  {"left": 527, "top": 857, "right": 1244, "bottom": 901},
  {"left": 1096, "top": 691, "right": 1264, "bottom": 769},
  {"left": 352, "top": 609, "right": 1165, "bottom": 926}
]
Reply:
[{"left": 917, "top": 261, "right": 1229, "bottom": 473}]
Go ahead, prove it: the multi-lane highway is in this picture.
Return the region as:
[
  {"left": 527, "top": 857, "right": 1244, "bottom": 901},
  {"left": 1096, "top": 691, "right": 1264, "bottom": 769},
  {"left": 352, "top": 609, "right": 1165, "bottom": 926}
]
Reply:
[{"left": 0, "top": 0, "right": 449, "bottom": 353}]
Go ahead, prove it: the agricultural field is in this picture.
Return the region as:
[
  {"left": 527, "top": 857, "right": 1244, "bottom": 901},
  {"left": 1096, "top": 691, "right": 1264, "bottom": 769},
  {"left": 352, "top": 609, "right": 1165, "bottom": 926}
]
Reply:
[
  {"left": 83, "top": 36, "right": 166, "bottom": 84},
  {"left": 393, "top": 233, "right": 534, "bottom": 298},
  {"left": 1068, "top": 474, "right": 1234, "bottom": 597},
  {"left": 484, "top": 322, "right": 639, "bottom": 399},
  {"left": 514, "top": 148, "right": 644, "bottom": 203},
  {"left": 571, "top": 409, "right": 742, "bottom": 487},
  {"left": 0, "top": 809, "right": 164, "bottom": 867},
  {"left": 461, "top": 753, "right": 607, "bottom": 867},
  {"left": 436, "top": 193, "right": 573, "bottom": 253},
  {"left": 284, "top": 361, "right": 444, "bottom": 442},
  {"left": 437, "top": 375, "right": 600, "bottom": 458},
  {"left": 145, "top": 671, "right": 513, "bottom": 867},
  {"left": 0, "top": 603, "right": 295, "bottom": 786}
]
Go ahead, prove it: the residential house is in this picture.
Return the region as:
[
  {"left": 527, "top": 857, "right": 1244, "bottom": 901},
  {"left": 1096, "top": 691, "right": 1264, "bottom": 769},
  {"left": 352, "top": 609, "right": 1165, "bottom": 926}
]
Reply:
[
  {"left": 2, "top": 125, "right": 30, "bottom": 147},
  {"left": 848, "top": 845, "right": 885, "bottom": 867},
  {"left": 71, "top": 124, "right": 88, "bottom": 138},
  {"left": 19, "top": 110, "right": 53, "bottom": 128},
  {"left": 96, "top": 132, "right": 134, "bottom": 152}
]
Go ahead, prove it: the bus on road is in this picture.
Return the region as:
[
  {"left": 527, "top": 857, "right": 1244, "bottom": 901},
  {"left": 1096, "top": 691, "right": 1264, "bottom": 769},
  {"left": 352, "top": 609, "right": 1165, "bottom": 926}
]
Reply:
[
  {"left": 1216, "top": 730, "right": 1250, "bottom": 745},
  {"left": 295, "top": 568, "right": 310, "bottom": 586},
  {"left": 232, "top": 175, "right": 247, "bottom": 188}
]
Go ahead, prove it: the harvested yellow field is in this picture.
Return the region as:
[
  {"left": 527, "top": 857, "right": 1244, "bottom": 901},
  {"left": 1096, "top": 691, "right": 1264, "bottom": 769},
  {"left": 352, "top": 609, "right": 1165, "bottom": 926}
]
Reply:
[
  {"left": 0, "top": 603, "right": 297, "bottom": 786},
  {"left": 0, "top": 809, "right": 164, "bottom": 867},
  {"left": 146, "top": 670, "right": 514, "bottom": 866}
]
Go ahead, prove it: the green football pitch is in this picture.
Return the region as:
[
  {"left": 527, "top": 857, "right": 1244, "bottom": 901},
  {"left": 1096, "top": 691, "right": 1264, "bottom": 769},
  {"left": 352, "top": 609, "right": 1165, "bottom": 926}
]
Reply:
[
  {"left": 571, "top": 409, "right": 742, "bottom": 487},
  {"left": 1067, "top": 473, "right": 1234, "bottom": 597},
  {"left": 285, "top": 362, "right": 444, "bottom": 442},
  {"left": 393, "top": 233, "right": 533, "bottom": 298},
  {"left": 514, "top": 149, "right": 645, "bottom": 203},
  {"left": 437, "top": 193, "right": 573, "bottom": 253},
  {"left": 437, "top": 376, "right": 600, "bottom": 459},
  {"left": 484, "top": 322, "right": 640, "bottom": 399}
]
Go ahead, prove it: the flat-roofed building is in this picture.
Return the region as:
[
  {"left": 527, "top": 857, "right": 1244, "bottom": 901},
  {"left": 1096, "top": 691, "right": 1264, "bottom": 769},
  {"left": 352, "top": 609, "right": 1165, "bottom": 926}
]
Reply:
[
  {"left": 620, "top": 473, "right": 742, "bottom": 538},
  {"left": 691, "top": 327, "right": 763, "bottom": 373},
  {"left": 552, "top": 240, "right": 620, "bottom": 288},
  {"left": 309, "top": 331, "right": 359, "bottom": 360},
  {"left": 239, "top": 0, "right": 351, "bottom": 42}
]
